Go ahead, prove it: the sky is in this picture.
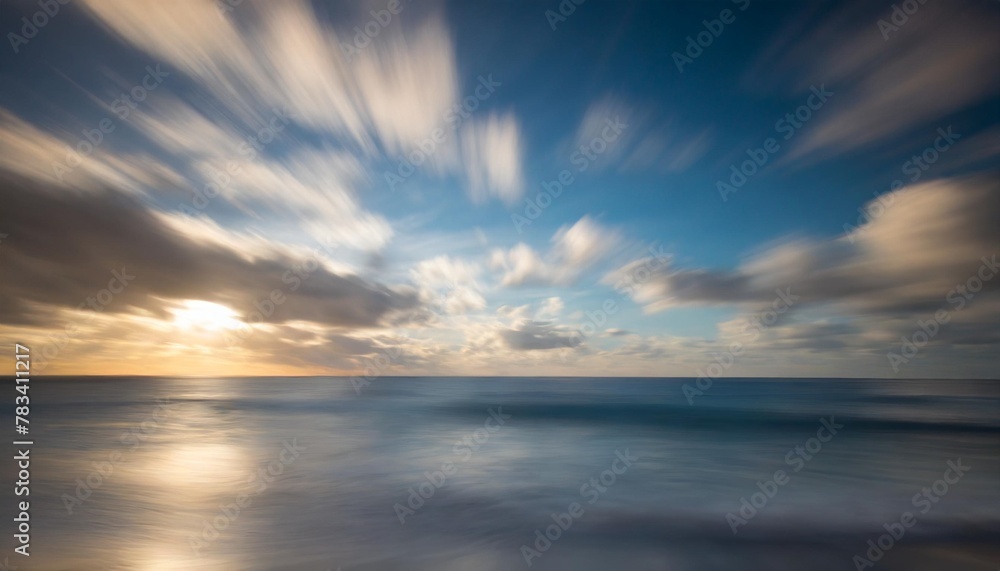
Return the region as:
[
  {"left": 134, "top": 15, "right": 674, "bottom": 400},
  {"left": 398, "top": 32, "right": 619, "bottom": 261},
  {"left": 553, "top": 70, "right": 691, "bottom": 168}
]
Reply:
[{"left": 0, "top": 0, "right": 997, "bottom": 378}]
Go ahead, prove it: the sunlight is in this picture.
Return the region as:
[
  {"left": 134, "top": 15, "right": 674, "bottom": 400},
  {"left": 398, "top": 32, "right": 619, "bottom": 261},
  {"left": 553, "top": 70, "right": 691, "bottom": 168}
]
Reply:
[
  {"left": 169, "top": 300, "right": 243, "bottom": 332},
  {"left": 154, "top": 442, "right": 249, "bottom": 490}
]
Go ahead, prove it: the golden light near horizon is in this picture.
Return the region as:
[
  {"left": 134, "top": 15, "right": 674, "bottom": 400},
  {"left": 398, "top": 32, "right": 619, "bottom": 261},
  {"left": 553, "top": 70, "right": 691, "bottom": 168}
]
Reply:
[{"left": 168, "top": 300, "right": 243, "bottom": 333}]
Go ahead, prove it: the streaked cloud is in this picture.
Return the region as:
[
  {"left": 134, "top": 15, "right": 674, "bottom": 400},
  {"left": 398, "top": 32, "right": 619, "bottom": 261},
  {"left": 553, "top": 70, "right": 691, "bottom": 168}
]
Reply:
[
  {"left": 492, "top": 216, "right": 621, "bottom": 287},
  {"left": 611, "top": 175, "right": 1000, "bottom": 353},
  {"left": 460, "top": 113, "right": 524, "bottom": 204},
  {"left": 499, "top": 320, "right": 582, "bottom": 351},
  {"left": 0, "top": 175, "right": 421, "bottom": 330},
  {"left": 745, "top": 0, "right": 1000, "bottom": 160},
  {"left": 0, "top": 0, "right": 995, "bottom": 377}
]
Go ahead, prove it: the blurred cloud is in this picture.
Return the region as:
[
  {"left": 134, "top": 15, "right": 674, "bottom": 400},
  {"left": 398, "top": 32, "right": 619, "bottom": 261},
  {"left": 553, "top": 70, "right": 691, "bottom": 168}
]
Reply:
[
  {"left": 499, "top": 320, "right": 581, "bottom": 351},
  {"left": 492, "top": 216, "right": 621, "bottom": 287},
  {"left": 460, "top": 113, "right": 524, "bottom": 204},
  {"left": 0, "top": 175, "right": 421, "bottom": 330},
  {"left": 744, "top": 0, "right": 1000, "bottom": 160},
  {"left": 609, "top": 174, "right": 1000, "bottom": 351},
  {"left": 0, "top": 0, "right": 996, "bottom": 377},
  {"left": 410, "top": 255, "right": 486, "bottom": 315}
]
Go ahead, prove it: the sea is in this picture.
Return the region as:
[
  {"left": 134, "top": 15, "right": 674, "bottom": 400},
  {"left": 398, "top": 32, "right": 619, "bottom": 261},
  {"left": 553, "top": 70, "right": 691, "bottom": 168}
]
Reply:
[{"left": 3, "top": 376, "right": 998, "bottom": 570}]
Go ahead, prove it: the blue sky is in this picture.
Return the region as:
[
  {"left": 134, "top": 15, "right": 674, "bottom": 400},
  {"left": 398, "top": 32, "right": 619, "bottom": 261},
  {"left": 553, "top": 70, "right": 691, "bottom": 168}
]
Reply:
[{"left": 0, "top": 0, "right": 997, "bottom": 377}]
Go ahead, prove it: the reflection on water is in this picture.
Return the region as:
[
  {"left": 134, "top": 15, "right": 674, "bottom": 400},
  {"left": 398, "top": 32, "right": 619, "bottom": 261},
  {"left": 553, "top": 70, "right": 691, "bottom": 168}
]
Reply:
[{"left": 4, "top": 377, "right": 999, "bottom": 570}]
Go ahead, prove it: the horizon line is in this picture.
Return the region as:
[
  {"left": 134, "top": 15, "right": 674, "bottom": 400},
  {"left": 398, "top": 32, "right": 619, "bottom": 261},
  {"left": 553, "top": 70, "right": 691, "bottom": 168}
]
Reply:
[{"left": 18, "top": 374, "right": 1000, "bottom": 381}]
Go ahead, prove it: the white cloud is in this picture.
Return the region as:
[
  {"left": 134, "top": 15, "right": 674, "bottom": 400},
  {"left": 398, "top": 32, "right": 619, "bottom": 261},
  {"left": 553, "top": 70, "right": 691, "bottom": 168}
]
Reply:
[
  {"left": 79, "top": 0, "right": 462, "bottom": 160},
  {"left": 79, "top": 0, "right": 530, "bottom": 214},
  {"left": 0, "top": 109, "right": 188, "bottom": 195},
  {"left": 491, "top": 243, "right": 549, "bottom": 287},
  {"left": 492, "top": 216, "right": 621, "bottom": 287},
  {"left": 460, "top": 113, "right": 524, "bottom": 204},
  {"left": 536, "top": 297, "right": 564, "bottom": 320},
  {"left": 186, "top": 146, "right": 392, "bottom": 251},
  {"left": 411, "top": 256, "right": 486, "bottom": 315}
]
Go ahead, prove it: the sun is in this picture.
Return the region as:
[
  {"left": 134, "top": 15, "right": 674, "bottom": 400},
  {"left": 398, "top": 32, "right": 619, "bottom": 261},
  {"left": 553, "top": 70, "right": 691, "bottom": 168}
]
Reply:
[{"left": 168, "top": 300, "right": 243, "bottom": 332}]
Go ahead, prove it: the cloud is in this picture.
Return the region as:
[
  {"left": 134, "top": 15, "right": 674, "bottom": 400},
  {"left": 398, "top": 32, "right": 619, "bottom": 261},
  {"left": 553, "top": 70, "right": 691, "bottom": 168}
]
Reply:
[
  {"left": 411, "top": 255, "right": 482, "bottom": 287},
  {"left": 4, "top": 86, "right": 393, "bottom": 252},
  {"left": 95, "top": 81, "right": 392, "bottom": 251},
  {"left": 348, "top": 14, "right": 460, "bottom": 157},
  {"left": 124, "top": 94, "right": 251, "bottom": 159},
  {"left": 570, "top": 95, "right": 712, "bottom": 175},
  {"left": 499, "top": 320, "right": 582, "bottom": 351},
  {"left": 79, "top": 0, "right": 533, "bottom": 208},
  {"left": 603, "top": 328, "right": 631, "bottom": 337},
  {"left": 410, "top": 256, "right": 486, "bottom": 315},
  {"left": 571, "top": 96, "right": 636, "bottom": 170},
  {"left": 553, "top": 216, "right": 619, "bottom": 268},
  {"left": 460, "top": 113, "right": 524, "bottom": 204},
  {"left": 193, "top": 146, "right": 393, "bottom": 251},
  {"left": 536, "top": 297, "right": 564, "bottom": 320},
  {"left": 744, "top": 0, "right": 1000, "bottom": 160},
  {"left": 492, "top": 216, "right": 621, "bottom": 287},
  {"left": 616, "top": 176, "right": 999, "bottom": 310},
  {"left": 620, "top": 127, "right": 713, "bottom": 174},
  {"left": 0, "top": 175, "right": 421, "bottom": 330},
  {"left": 491, "top": 243, "right": 548, "bottom": 287},
  {"left": 610, "top": 175, "right": 1000, "bottom": 350},
  {"left": 0, "top": 109, "right": 187, "bottom": 194}
]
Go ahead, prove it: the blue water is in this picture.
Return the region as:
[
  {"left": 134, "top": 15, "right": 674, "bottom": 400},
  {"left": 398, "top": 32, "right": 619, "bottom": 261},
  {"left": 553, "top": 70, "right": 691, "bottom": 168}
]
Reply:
[{"left": 5, "top": 377, "right": 999, "bottom": 570}]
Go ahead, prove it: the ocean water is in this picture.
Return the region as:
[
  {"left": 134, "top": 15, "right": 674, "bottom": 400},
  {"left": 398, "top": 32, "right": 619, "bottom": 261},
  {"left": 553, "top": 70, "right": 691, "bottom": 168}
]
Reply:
[{"left": 4, "top": 377, "right": 999, "bottom": 570}]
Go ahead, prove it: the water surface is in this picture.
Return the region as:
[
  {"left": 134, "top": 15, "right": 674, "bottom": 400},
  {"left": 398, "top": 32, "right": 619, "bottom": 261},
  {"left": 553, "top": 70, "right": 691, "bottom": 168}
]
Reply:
[{"left": 5, "top": 377, "right": 999, "bottom": 570}]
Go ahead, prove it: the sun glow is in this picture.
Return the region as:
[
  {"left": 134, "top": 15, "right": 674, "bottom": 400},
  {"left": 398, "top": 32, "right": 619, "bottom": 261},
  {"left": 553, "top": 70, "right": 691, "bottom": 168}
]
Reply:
[{"left": 169, "top": 300, "right": 243, "bottom": 332}]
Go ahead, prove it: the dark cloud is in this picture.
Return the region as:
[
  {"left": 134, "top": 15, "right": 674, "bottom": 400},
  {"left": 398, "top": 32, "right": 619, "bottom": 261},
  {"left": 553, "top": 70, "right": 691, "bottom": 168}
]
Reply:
[
  {"left": 603, "top": 329, "right": 631, "bottom": 337},
  {"left": 0, "top": 175, "right": 421, "bottom": 329},
  {"left": 613, "top": 175, "right": 1000, "bottom": 354},
  {"left": 619, "top": 175, "right": 1000, "bottom": 314},
  {"left": 499, "top": 320, "right": 583, "bottom": 351}
]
